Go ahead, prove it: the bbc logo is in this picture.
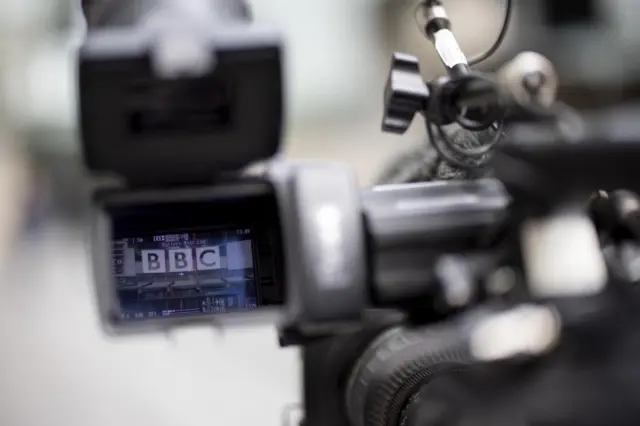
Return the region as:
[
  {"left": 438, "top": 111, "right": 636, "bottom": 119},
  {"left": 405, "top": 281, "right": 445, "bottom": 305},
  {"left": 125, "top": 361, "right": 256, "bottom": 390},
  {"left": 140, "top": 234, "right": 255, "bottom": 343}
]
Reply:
[{"left": 141, "top": 246, "right": 221, "bottom": 273}]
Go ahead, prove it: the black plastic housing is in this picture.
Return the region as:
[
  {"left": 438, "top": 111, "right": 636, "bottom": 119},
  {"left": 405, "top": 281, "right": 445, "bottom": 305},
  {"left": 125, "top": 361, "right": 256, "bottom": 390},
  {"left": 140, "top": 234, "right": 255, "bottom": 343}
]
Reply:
[
  {"left": 362, "top": 179, "right": 510, "bottom": 306},
  {"left": 79, "top": 25, "right": 283, "bottom": 186}
]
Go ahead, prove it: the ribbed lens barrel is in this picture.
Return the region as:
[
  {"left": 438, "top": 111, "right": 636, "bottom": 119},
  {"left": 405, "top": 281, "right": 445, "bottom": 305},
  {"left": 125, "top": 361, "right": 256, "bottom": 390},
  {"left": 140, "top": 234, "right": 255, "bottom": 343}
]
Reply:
[{"left": 344, "top": 325, "right": 474, "bottom": 426}]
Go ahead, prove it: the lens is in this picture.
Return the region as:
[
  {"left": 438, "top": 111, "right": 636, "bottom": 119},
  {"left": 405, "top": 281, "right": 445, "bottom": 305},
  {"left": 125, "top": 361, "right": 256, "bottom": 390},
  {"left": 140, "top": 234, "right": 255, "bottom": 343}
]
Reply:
[{"left": 344, "top": 325, "right": 474, "bottom": 426}]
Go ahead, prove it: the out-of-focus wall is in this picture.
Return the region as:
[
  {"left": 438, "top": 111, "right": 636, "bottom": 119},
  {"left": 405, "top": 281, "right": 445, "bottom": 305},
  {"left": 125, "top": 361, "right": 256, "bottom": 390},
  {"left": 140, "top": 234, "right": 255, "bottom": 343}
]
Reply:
[
  {"left": 251, "top": 0, "right": 421, "bottom": 185},
  {"left": 2, "top": 0, "right": 421, "bottom": 186},
  {"left": 0, "top": 0, "right": 522, "bottom": 186}
]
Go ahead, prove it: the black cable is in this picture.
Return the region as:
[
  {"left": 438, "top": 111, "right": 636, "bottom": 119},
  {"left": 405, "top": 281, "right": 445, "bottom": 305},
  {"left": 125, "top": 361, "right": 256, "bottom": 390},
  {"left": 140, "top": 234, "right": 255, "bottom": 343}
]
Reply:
[
  {"left": 411, "top": 0, "right": 512, "bottom": 171},
  {"left": 468, "top": 0, "right": 513, "bottom": 66},
  {"left": 413, "top": 0, "right": 513, "bottom": 67}
]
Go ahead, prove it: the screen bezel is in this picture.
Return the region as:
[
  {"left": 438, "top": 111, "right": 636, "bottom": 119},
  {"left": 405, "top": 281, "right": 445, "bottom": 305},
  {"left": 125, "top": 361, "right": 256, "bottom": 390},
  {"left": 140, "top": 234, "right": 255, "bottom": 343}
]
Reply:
[{"left": 91, "top": 180, "right": 285, "bottom": 333}]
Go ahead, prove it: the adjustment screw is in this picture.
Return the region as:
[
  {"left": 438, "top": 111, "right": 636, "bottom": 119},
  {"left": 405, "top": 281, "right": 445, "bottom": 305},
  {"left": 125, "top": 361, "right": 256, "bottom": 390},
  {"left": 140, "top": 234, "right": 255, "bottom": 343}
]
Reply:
[
  {"left": 522, "top": 71, "right": 546, "bottom": 96},
  {"left": 381, "top": 52, "right": 430, "bottom": 134}
]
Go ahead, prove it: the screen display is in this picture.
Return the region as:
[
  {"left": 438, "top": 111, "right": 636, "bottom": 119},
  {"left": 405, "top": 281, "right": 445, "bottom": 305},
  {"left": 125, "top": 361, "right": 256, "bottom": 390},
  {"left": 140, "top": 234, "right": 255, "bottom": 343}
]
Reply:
[{"left": 112, "top": 226, "right": 258, "bottom": 321}]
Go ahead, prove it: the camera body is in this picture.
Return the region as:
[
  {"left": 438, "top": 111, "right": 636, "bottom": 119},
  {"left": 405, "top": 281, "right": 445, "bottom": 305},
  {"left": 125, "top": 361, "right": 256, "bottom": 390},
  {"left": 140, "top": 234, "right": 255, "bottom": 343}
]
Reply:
[
  {"left": 80, "top": 2, "right": 640, "bottom": 426},
  {"left": 80, "top": 0, "right": 295, "bottom": 332},
  {"left": 79, "top": 0, "right": 282, "bottom": 186},
  {"left": 82, "top": 0, "right": 377, "bottom": 335},
  {"left": 80, "top": 5, "right": 516, "bottom": 425}
]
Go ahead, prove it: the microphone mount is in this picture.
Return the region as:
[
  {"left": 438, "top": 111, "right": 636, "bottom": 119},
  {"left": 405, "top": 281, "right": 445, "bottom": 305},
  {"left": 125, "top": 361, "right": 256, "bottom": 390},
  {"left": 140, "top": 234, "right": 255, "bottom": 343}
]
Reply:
[{"left": 381, "top": 0, "right": 558, "bottom": 171}]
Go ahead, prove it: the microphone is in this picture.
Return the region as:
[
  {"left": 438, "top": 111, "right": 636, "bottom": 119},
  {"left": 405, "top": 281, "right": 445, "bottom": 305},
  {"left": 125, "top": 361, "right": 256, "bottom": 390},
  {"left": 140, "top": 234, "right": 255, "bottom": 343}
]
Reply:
[
  {"left": 381, "top": 46, "right": 557, "bottom": 182},
  {"left": 382, "top": 0, "right": 558, "bottom": 178},
  {"left": 421, "top": 0, "right": 470, "bottom": 78}
]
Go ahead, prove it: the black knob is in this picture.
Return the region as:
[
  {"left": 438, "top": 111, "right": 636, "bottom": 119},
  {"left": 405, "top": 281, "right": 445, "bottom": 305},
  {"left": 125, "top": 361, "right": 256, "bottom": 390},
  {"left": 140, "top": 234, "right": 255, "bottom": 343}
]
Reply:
[{"left": 382, "top": 53, "right": 429, "bottom": 134}]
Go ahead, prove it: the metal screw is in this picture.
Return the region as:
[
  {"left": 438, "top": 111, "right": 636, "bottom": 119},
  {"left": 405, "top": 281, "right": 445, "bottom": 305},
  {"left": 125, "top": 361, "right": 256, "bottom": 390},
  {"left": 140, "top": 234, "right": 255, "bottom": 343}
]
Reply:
[{"left": 522, "top": 71, "right": 546, "bottom": 96}]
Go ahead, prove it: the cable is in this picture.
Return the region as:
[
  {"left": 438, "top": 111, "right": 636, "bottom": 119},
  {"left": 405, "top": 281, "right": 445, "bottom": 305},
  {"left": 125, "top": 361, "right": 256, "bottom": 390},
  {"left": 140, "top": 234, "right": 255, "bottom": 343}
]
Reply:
[
  {"left": 468, "top": 0, "right": 513, "bottom": 66},
  {"left": 413, "top": 0, "right": 513, "bottom": 67},
  {"left": 411, "top": 0, "right": 513, "bottom": 171}
]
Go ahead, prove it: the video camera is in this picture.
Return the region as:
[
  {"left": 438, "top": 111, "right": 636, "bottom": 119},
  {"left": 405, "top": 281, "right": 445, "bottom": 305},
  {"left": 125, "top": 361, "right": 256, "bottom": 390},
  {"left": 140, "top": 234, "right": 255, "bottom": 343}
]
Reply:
[
  {"left": 82, "top": 0, "right": 287, "bottom": 328},
  {"left": 80, "top": 1, "right": 640, "bottom": 425}
]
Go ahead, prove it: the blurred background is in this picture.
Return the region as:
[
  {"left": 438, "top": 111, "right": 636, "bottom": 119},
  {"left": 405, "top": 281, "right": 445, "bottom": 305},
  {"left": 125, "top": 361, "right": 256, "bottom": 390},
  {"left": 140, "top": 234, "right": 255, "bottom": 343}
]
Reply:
[
  {"left": 0, "top": 1, "right": 634, "bottom": 425},
  {"left": 3, "top": 0, "right": 638, "bottom": 222}
]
